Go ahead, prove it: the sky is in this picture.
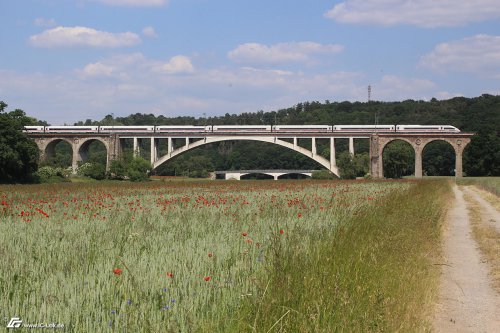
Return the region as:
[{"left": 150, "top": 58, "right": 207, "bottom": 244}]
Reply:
[{"left": 1, "top": 0, "right": 499, "bottom": 124}]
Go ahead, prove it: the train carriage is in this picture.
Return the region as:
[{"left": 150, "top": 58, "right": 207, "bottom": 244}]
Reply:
[
  {"left": 155, "top": 125, "right": 208, "bottom": 133},
  {"left": 212, "top": 125, "right": 271, "bottom": 133},
  {"left": 45, "top": 126, "right": 99, "bottom": 133},
  {"left": 99, "top": 126, "right": 155, "bottom": 133},
  {"left": 23, "top": 126, "right": 45, "bottom": 133},
  {"left": 396, "top": 125, "right": 460, "bottom": 133},
  {"left": 333, "top": 125, "right": 395, "bottom": 132},
  {"left": 273, "top": 125, "right": 332, "bottom": 132}
]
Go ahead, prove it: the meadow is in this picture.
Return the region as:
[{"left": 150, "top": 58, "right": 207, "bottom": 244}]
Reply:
[
  {"left": 456, "top": 177, "right": 500, "bottom": 196},
  {"left": 0, "top": 179, "right": 448, "bottom": 332}
]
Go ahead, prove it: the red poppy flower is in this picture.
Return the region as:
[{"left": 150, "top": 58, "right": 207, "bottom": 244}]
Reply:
[
  {"left": 242, "top": 232, "right": 248, "bottom": 237},
  {"left": 298, "top": 213, "right": 302, "bottom": 218},
  {"left": 208, "top": 252, "right": 213, "bottom": 257},
  {"left": 166, "top": 272, "right": 173, "bottom": 278},
  {"left": 280, "top": 229, "right": 284, "bottom": 235},
  {"left": 204, "top": 276, "right": 211, "bottom": 282},
  {"left": 113, "top": 268, "right": 123, "bottom": 276}
]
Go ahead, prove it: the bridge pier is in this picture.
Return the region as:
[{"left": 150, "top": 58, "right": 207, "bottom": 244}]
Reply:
[{"left": 330, "top": 138, "right": 336, "bottom": 169}]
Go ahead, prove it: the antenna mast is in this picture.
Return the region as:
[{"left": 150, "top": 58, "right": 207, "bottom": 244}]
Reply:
[{"left": 368, "top": 85, "right": 372, "bottom": 102}]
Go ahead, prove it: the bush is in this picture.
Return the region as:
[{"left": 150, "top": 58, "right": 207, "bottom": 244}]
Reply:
[
  {"left": 77, "top": 162, "right": 106, "bottom": 180},
  {"left": 126, "top": 157, "right": 151, "bottom": 182},
  {"left": 35, "top": 166, "right": 71, "bottom": 183},
  {"left": 337, "top": 152, "right": 369, "bottom": 179},
  {"left": 311, "top": 170, "right": 336, "bottom": 180}
]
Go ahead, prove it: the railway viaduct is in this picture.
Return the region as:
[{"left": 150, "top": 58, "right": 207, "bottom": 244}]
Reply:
[{"left": 27, "top": 130, "right": 473, "bottom": 179}]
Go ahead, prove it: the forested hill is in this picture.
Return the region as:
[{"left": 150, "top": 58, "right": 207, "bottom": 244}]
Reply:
[
  {"left": 67, "top": 94, "right": 497, "bottom": 177},
  {"left": 77, "top": 94, "right": 500, "bottom": 134}
]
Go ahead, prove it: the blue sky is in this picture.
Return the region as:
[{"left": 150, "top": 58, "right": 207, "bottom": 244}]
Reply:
[{"left": 1, "top": 0, "right": 499, "bottom": 124}]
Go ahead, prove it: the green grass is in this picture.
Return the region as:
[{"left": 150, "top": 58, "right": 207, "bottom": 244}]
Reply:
[
  {"left": 216, "top": 180, "right": 449, "bottom": 332},
  {"left": 0, "top": 180, "right": 447, "bottom": 332}
]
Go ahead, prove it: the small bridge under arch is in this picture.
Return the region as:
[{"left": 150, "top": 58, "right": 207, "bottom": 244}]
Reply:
[{"left": 214, "top": 170, "right": 318, "bottom": 180}]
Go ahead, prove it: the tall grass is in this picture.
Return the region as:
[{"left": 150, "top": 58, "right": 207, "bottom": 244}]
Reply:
[
  {"left": 219, "top": 180, "right": 449, "bottom": 332},
  {"left": 457, "top": 177, "right": 500, "bottom": 196},
  {"left": 0, "top": 180, "right": 447, "bottom": 332}
]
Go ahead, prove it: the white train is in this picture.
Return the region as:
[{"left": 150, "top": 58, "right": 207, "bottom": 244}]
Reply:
[{"left": 23, "top": 124, "right": 461, "bottom": 134}]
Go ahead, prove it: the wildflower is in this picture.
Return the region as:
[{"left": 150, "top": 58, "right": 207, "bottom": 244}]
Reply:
[
  {"left": 280, "top": 229, "right": 284, "bottom": 235},
  {"left": 166, "top": 272, "right": 173, "bottom": 278},
  {"left": 298, "top": 213, "right": 302, "bottom": 218},
  {"left": 36, "top": 208, "right": 49, "bottom": 218},
  {"left": 242, "top": 232, "right": 248, "bottom": 237},
  {"left": 127, "top": 299, "right": 132, "bottom": 305},
  {"left": 208, "top": 252, "right": 213, "bottom": 257},
  {"left": 162, "top": 306, "right": 170, "bottom": 311},
  {"left": 113, "top": 268, "right": 123, "bottom": 276},
  {"left": 204, "top": 276, "right": 211, "bottom": 282}
]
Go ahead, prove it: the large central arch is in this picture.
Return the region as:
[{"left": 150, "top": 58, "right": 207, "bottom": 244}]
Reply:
[{"left": 152, "top": 136, "right": 340, "bottom": 177}]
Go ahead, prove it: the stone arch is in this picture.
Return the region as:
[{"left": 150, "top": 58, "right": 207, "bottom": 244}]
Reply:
[
  {"left": 380, "top": 138, "right": 416, "bottom": 178},
  {"left": 420, "top": 137, "right": 470, "bottom": 177},
  {"left": 240, "top": 173, "right": 274, "bottom": 180},
  {"left": 277, "top": 173, "right": 312, "bottom": 180},
  {"left": 421, "top": 139, "right": 456, "bottom": 176},
  {"left": 43, "top": 138, "right": 74, "bottom": 167},
  {"left": 75, "top": 138, "right": 110, "bottom": 172},
  {"left": 153, "top": 136, "right": 340, "bottom": 177},
  {"left": 379, "top": 137, "right": 417, "bottom": 154}
]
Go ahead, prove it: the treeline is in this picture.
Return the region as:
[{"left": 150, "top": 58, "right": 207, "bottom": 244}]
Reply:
[{"left": 72, "top": 94, "right": 500, "bottom": 178}]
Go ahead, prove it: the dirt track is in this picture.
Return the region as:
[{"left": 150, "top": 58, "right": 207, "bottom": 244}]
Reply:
[{"left": 432, "top": 185, "right": 500, "bottom": 332}]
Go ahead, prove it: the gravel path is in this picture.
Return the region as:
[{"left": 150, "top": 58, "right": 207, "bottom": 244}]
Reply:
[{"left": 432, "top": 185, "right": 500, "bottom": 332}]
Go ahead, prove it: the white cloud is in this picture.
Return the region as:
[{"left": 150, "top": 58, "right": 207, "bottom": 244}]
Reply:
[
  {"left": 3, "top": 51, "right": 491, "bottom": 125},
  {"left": 93, "top": 0, "right": 168, "bottom": 6},
  {"left": 34, "top": 17, "right": 56, "bottom": 27},
  {"left": 157, "top": 55, "right": 194, "bottom": 74},
  {"left": 29, "top": 26, "right": 141, "bottom": 48},
  {"left": 142, "top": 26, "right": 158, "bottom": 38},
  {"left": 76, "top": 62, "right": 116, "bottom": 79},
  {"left": 375, "top": 75, "right": 437, "bottom": 100},
  {"left": 420, "top": 35, "right": 500, "bottom": 77},
  {"left": 325, "top": 0, "right": 500, "bottom": 27},
  {"left": 228, "top": 42, "right": 344, "bottom": 65}
]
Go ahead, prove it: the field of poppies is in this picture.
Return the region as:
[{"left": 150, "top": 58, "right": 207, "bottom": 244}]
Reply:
[{"left": 0, "top": 179, "right": 447, "bottom": 332}]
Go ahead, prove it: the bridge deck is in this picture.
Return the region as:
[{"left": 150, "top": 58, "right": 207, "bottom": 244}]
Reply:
[{"left": 214, "top": 170, "right": 319, "bottom": 175}]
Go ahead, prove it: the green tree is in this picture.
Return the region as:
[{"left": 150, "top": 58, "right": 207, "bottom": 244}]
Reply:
[
  {"left": 0, "top": 102, "right": 39, "bottom": 183},
  {"left": 126, "top": 157, "right": 151, "bottom": 181},
  {"left": 382, "top": 141, "right": 415, "bottom": 178},
  {"left": 464, "top": 129, "right": 500, "bottom": 176},
  {"left": 337, "top": 152, "right": 369, "bottom": 179}
]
